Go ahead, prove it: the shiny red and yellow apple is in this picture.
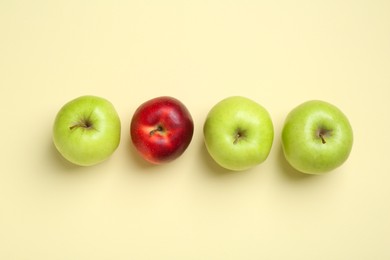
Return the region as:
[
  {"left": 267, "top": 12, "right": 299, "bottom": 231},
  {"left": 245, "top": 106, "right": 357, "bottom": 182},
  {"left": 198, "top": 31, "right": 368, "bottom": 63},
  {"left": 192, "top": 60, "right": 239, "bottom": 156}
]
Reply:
[{"left": 130, "top": 96, "right": 194, "bottom": 164}]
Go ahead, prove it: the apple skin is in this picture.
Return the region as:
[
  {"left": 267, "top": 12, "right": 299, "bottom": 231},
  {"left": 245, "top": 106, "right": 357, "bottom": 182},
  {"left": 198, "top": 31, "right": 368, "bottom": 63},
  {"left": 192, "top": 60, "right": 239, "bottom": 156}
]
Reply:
[
  {"left": 203, "top": 96, "right": 274, "bottom": 171},
  {"left": 281, "top": 100, "right": 353, "bottom": 174},
  {"left": 130, "top": 96, "right": 194, "bottom": 164},
  {"left": 52, "top": 95, "right": 121, "bottom": 166}
]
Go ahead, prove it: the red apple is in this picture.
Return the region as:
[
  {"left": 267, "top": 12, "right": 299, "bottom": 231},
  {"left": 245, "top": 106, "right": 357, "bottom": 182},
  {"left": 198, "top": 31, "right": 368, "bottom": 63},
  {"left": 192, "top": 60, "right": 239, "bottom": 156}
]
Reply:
[{"left": 130, "top": 96, "right": 194, "bottom": 164}]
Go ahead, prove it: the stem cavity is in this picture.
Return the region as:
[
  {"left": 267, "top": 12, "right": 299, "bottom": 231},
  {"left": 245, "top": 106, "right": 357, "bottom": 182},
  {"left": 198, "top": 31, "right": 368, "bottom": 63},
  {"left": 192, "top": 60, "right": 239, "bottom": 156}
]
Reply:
[
  {"left": 70, "top": 120, "right": 93, "bottom": 130},
  {"left": 317, "top": 128, "right": 332, "bottom": 144},
  {"left": 70, "top": 112, "right": 94, "bottom": 130},
  {"left": 233, "top": 129, "right": 246, "bottom": 144},
  {"left": 150, "top": 125, "right": 164, "bottom": 136}
]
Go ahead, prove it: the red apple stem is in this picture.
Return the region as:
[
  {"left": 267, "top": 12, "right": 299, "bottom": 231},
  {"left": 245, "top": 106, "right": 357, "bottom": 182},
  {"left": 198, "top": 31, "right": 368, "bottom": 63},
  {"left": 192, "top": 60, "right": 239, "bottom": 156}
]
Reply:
[{"left": 150, "top": 125, "right": 164, "bottom": 136}]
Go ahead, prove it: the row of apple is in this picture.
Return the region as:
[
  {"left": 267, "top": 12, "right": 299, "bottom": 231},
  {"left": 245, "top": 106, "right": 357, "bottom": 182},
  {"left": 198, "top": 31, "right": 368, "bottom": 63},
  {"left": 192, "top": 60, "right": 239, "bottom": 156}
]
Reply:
[{"left": 52, "top": 95, "right": 353, "bottom": 174}]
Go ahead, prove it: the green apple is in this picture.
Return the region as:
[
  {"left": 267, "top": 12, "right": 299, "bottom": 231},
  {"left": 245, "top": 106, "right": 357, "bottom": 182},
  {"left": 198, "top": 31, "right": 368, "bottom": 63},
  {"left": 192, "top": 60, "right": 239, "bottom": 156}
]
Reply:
[
  {"left": 53, "top": 95, "right": 121, "bottom": 166},
  {"left": 203, "top": 96, "right": 274, "bottom": 171},
  {"left": 281, "top": 100, "right": 353, "bottom": 174}
]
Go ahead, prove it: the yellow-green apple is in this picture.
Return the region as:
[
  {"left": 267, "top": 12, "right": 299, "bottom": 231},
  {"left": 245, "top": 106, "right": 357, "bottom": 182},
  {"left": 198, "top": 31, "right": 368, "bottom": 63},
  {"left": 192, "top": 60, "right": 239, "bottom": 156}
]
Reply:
[
  {"left": 203, "top": 96, "right": 274, "bottom": 171},
  {"left": 52, "top": 95, "right": 121, "bottom": 166},
  {"left": 281, "top": 100, "right": 353, "bottom": 174},
  {"left": 130, "top": 96, "right": 194, "bottom": 164}
]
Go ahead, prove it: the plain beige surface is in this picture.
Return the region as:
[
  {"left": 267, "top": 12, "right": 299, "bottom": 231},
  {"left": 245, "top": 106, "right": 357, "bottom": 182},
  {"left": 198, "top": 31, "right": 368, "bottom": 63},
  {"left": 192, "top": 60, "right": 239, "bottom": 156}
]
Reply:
[{"left": 1, "top": 1, "right": 390, "bottom": 259}]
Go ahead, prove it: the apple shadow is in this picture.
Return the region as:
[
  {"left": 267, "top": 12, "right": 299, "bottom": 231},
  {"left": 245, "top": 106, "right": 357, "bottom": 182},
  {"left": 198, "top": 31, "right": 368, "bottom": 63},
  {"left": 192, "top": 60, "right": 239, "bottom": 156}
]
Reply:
[
  {"left": 47, "top": 137, "right": 123, "bottom": 175},
  {"left": 124, "top": 134, "right": 161, "bottom": 172},
  {"left": 275, "top": 144, "right": 317, "bottom": 181},
  {"left": 198, "top": 142, "right": 240, "bottom": 177},
  {"left": 47, "top": 140, "right": 87, "bottom": 173}
]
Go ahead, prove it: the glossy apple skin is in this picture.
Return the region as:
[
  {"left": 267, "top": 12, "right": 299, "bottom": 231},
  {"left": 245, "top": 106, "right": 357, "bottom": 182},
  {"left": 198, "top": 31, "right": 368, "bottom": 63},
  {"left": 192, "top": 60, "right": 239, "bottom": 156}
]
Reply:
[
  {"left": 203, "top": 96, "right": 274, "bottom": 171},
  {"left": 281, "top": 100, "right": 353, "bottom": 174},
  {"left": 130, "top": 96, "right": 194, "bottom": 164},
  {"left": 52, "top": 95, "right": 121, "bottom": 166}
]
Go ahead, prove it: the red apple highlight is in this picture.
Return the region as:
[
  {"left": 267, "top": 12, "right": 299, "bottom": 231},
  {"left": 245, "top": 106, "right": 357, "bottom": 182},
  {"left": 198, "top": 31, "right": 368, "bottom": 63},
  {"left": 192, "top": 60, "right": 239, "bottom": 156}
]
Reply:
[{"left": 130, "top": 96, "right": 194, "bottom": 164}]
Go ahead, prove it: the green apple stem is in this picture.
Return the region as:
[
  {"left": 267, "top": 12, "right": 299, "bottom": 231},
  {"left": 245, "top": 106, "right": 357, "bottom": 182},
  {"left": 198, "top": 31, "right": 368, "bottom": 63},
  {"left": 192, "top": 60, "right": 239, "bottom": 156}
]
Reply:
[
  {"left": 317, "top": 128, "right": 332, "bottom": 144},
  {"left": 233, "top": 131, "right": 245, "bottom": 144},
  {"left": 70, "top": 120, "right": 93, "bottom": 130},
  {"left": 319, "top": 133, "right": 326, "bottom": 144}
]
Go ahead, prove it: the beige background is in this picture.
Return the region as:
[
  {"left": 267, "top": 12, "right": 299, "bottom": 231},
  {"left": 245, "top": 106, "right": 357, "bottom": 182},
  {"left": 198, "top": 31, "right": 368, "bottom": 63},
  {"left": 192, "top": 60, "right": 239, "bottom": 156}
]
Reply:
[{"left": 1, "top": 1, "right": 390, "bottom": 259}]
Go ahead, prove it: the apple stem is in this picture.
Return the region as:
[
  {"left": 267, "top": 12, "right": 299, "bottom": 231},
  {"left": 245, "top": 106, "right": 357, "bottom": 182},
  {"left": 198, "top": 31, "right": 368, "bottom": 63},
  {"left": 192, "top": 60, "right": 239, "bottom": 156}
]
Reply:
[
  {"left": 233, "top": 132, "right": 242, "bottom": 145},
  {"left": 150, "top": 125, "right": 164, "bottom": 136},
  {"left": 69, "top": 121, "right": 92, "bottom": 130},
  {"left": 319, "top": 133, "right": 326, "bottom": 144}
]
